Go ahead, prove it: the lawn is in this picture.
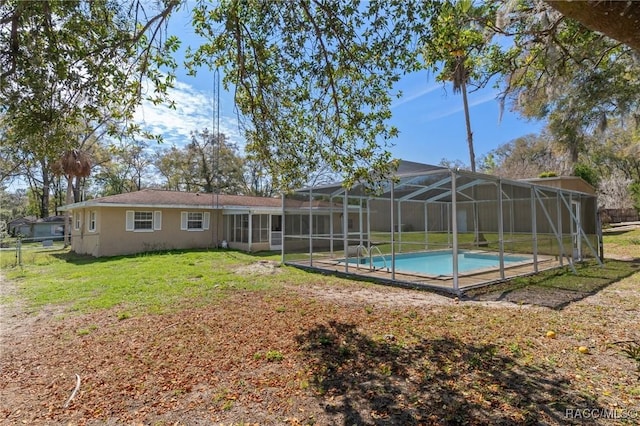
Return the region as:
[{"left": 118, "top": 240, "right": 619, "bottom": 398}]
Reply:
[{"left": 0, "top": 229, "right": 639, "bottom": 425}]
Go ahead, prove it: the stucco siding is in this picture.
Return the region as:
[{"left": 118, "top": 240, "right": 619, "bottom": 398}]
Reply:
[{"left": 71, "top": 207, "right": 223, "bottom": 257}]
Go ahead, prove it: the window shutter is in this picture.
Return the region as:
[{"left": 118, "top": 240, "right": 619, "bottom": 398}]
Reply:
[
  {"left": 181, "top": 212, "right": 188, "bottom": 230},
  {"left": 125, "top": 211, "right": 134, "bottom": 231},
  {"left": 203, "top": 212, "right": 210, "bottom": 230},
  {"left": 154, "top": 211, "right": 162, "bottom": 230}
]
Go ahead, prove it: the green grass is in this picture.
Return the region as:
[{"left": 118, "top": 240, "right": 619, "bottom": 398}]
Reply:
[
  {"left": 2, "top": 228, "right": 637, "bottom": 316},
  {"left": 516, "top": 259, "right": 636, "bottom": 290},
  {"left": 603, "top": 227, "right": 640, "bottom": 258},
  {"left": 1, "top": 248, "right": 299, "bottom": 315},
  {"left": 265, "top": 350, "right": 285, "bottom": 362}
]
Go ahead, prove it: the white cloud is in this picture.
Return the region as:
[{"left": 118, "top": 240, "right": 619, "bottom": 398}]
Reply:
[
  {"left": 134, "top": 79, "right": 244, "bottom": 150},
  {"left": 391, "top": 83, "right": 442, "bottom": 109},
  {"left": 424, "top": 91, "right": 498, "bottom": 122}
]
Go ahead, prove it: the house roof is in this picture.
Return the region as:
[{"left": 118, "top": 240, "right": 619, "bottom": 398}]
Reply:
[
  {"left": 524, "top": 176, "right": 596, "bottom": 195},
  {"left": 59, "top": 189, "right": 285, "bottom": 211},
  {"left": 8, "top": 216, "right": 38, "bottom": 226},
  {"left": 395, "top": 160, "right": 448, "bottom": 176},
  {"left": 39, "top": 215, "right": 66, "bottom": 223}
]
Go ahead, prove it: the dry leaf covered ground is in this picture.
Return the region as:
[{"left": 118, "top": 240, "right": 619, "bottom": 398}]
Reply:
[{"left": 1, "top": 231, "right": 639, "bottom": 425}]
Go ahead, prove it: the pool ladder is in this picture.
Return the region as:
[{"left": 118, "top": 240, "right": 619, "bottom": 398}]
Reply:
[{"left": 355, "top": 244, "right": 389, "bottom": 272}]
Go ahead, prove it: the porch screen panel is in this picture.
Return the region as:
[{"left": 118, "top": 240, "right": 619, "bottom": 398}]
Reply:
[
  {"left": 251, "top": 214, "right": 269, "bottom": 243},
  {"left": 228, "top": 214, "right": 249, "bottom": 243}
]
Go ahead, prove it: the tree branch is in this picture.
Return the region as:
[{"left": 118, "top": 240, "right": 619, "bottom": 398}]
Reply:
[{"left": 545, "top": 0, "right": 640, "bottom": 51}]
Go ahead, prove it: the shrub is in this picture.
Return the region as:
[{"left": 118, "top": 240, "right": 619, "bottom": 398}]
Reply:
[
  {"left": 538, "top": 171, "right": 557, "bottom": 178},
  {"left": 573, "top": 163, "right": 600, "bottom": 187}
]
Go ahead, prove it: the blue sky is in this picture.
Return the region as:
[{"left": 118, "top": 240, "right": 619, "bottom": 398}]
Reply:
[{"left": 133, "top": 4, "right": 545, "bottom": 168}]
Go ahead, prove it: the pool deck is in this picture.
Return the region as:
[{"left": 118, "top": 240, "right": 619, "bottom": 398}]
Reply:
[{"left": 286, "top": 252, "right": 564, "bottom": 294}]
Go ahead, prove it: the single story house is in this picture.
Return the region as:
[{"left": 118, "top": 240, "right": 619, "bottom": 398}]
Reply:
[
  {"left": 8, "top": 215, "right": 67, "bottom": 240},
  {"left": 59, "top": 189, "right": 360, "bottom": 257}
]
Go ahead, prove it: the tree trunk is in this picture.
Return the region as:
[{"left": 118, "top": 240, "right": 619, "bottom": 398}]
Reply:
[
  {"left": 459, "top": 73, "right": 486, "bottom": 245},
  {"left": 546, "top": 1, "right": 640, "bottom": 52},
  {"left": 40, "top": 160, "right": 50, "bottom": 218},
  {"left": 460, "top": 77, "right": 476, "bottom": 173},
  {"left": 64, "top": 175, "right": 72, "bottom": 247},
  {"left": 73, "top": 176, "right": 81, "bottom": 202}
]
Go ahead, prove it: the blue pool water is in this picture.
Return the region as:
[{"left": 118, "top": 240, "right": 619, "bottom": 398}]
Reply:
[{"left": 351, "top": 251, "right": 530, "bottom": 276}]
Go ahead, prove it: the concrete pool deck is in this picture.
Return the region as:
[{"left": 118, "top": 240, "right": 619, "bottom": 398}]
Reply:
[{"left": 286, "top": 252, "right": 564, "bottom": 294}]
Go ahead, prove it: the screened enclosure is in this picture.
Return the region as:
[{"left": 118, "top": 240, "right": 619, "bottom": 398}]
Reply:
[{"left": 282, "top": 161, "right": 602, "bottom": 294}]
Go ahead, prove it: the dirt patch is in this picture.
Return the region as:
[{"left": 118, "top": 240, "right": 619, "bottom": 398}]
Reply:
[
  {"left": 1, "top": 269, "right": 639, "bottom": 425},
  {"left": 235, "top": 260, "right": 282, "bottom": 275},
  {"left": 289, "top": 282, "right": 546, "bottom": 311}
]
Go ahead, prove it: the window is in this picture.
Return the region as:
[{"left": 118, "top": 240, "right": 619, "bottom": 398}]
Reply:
[
  {"left": 187, "top": 212, "right": 202, "bottom": 229},
  {"left": 74, "top": 211, "right": 81, "bottom": 230},
  {"left": 126, "top": 211, "right": 162, "bottom": 232},
  {"left": 135, "top": 211, "right": 153, "bottom": 230},
  {"left": 181, "top": 211, "right": 210, "bottom": 231},
  {"left": 188, "top": 212, "right": 203, "bottom": 229},
  {"left": 88, "top": 211, "right": 97, "bottom": 232}
]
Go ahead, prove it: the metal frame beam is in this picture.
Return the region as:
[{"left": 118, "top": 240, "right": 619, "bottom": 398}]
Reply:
[
  {"left": 558, "top": 192, "right": 603, "bottom": 266},
  {"left": 398, "top": 176, "right": 452, "bottom": 202},
  {"left": 534, "top": 187, "right": 576, "bottom": 273}
]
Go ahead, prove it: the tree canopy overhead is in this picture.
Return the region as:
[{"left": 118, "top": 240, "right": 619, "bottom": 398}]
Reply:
[
  {"left": 494, "top": 0, "right": 640, "bottom": 164},
  {"left": 186, "top": 0, "right": 435, "bottom": 190},
  {"left": 2, "top": 0, "right": 640, "bottom": 206},
  {"left": 545, "top": 0, "right": 640, "bottom": 52},
  {"left": 1, "top": 0, "right": 181, "bottom": 216}
]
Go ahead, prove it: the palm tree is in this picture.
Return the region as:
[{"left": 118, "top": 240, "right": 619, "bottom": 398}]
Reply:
[
  {"left": 448, "top": 51, "right": 486, "bottom": 245},
  {"left": 449, "top": 51, "right": 476, "bottom": 172},
  {"left": 423, "top": 0, "right": 492, "bottom": 244},
  {"left": 55, "top": 149, "right": 91, "bottom": 247}
]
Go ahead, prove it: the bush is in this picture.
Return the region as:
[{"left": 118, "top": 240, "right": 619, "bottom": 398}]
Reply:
[
  {"left": 573, "top": 163, "right": 600, "bottom": 187},
  {"left": 538, "top": 171, "right": 557, "bottom": 178},
  {"left": 630, "top": 182, "right": 640, "bottom": 211}
]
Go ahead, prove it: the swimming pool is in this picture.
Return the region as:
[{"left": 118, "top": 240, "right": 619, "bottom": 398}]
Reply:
[{"left": 351, "top": 250, "right": 531, "bottom": 276}]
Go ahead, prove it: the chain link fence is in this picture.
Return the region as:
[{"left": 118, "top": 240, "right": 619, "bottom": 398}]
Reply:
[{"left": 1, "top": 237, "right": 66, "bottom": 268}]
